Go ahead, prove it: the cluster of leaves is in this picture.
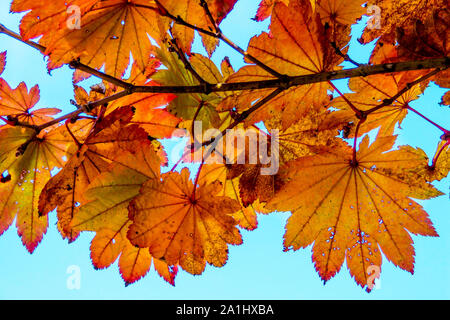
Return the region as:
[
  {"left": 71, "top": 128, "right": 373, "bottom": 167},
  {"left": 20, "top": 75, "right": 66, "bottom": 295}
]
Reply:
[{"left": 0, "top": 0, "right": 448, "bottom": 291}]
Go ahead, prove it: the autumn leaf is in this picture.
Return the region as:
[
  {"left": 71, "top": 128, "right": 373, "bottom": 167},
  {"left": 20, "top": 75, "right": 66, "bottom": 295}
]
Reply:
[
  {"left": 0, "top": 126, "right": 68, "bottom": 252},
  {"left": 128, "top": 168, "right": 242, "bottom": 274},
  {"left": 223, "top": 0, "right": 340, "bottom": 128},
  {"left": 12, "top": 0, "right": 168, "bottom": 78},
  {"left": 108, "top": 56, "right": 181, "bottom": 139},
  {"left": 265, "top": 108, "right": 347, "bottom": 162},
  {"left": 199, "top": 163, "right": 268, "bottom": 231},
  {"left": 316, "top": 0, "right": 365, "bottom": 26},
  {"left": 254, "top": 0, "right": 289, "bottom": 21},
  {"left": 153, "top": 47, "right": 232, "bottom": 133},
  {"left": 212, "top": 108, "right": 346, "bottom": 208},
  {"left": 316, "top": 0, "right": 366, "bottom": 49},
  {"left": 65, "top": 139, "right": 177, "bottom": 285},
  {"left": 360, "top": 0, "right": 448, "bottom": 45},
  {"left": 0, "top": 81, "right": 61, "bottom": 126},
  {"left": 267, "top": 135, "right": 442, "bottom": 290},
  {"left": 330, "top": 71, "right": 429, "bottom": 137},
  {"left": 38, "top": 106, "right": 151, "bottom": 242},
  {"left": 158, "top": 0, "right": 238, "bottom": 55}
]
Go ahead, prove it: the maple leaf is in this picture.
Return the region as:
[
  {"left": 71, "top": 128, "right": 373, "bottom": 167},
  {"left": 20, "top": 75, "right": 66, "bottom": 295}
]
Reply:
[
  {"left": 0, "top": 126, "right": 68, "bottom": 252},
  {"left": 10, "top": 0, "right": 69, "bottom": 40},
  {"left": 199, "top": 163, "right": 269, "bottom": 231},
  {"left": 265, "top": 108, "right": 348, "bottom": 162},
  {"left": 108, "top": 56, "right": 181, "bottom": 139},
  {"left": 0, "top": 81, "right": 61, "bottom": 126},
  {"left": 316, "top": 0, "right": 366, "bottom": 49},
  {"left": 330, "top": 70, "right": 429, "bottom": 137},
  {"left": 267, "top": 135, "right": 442, "bottom": 290},
  {"left": 223, "top": 0, "right": 341, "bottom": 128},
  {"left": 73, "top": 54, "right": 180, "bottom": 139},
  {"left": 223, "top": 118, "right": 344, "bottom": 208},
  {"left": 39, "top": 107, "right": 151, "bottom": 242},
  {"left": 127, "top": 168, "right": 243, "bottom": 275},
  {"left": 12, "top": 0, "right": 168, "bottom": 78},
  {"left": 254, "top": 0, "right": 289, "bottom": 21},
  {"left": 396, "top": 8, "right": 449, "bottom": 60},
  {"left": 394, "top": 8, "right": 450, "bottom": 90},
  {"left": 316, "top": 0, "right": 365, "bottom": 26},
  {"left": 66, "top": 143, "right": 177, "bottom": 285},
  {"left": 158, "top": 0, "right": 237, "bottom": 55},
  {"left": 153, "top": 47, "right": 233, "bottom": 132},
  {"left": 360, "top": 0, "right": 448, "bottom": 45}
]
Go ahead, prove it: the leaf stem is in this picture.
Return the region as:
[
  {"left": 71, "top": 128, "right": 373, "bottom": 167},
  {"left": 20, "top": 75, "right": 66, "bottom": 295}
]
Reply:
[
  {"left": 431, "top": 140, "right": 449, "bottom": 169},
  {"left": 352, "top": 120, "right": 364, "bottom": 166},
  {"left": 168, "top": 34, "right": 211, "bottom": 90},
  {"left": 406, "top": 105, "right": 449, "bottom": 134},
  {"left": 330, "top": 42, "right": 361, "bottom": 67},
  {"left": 328, "top": 80, "right": 364, "bottom": 118}
]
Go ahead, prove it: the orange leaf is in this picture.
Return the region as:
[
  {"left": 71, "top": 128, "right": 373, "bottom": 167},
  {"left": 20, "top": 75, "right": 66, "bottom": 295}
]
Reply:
[
  {"left": 12, "top": 0, "right": 168, "bottom": 78},
  {"left": 268, "top": 135, "right": 442, "bottom": 290},
  {"left": 159, "top": 0, "right": 237, "bottom": 54},
  {"left": 254, "top": 0, "right": 289, "bottom": 21},
  {"left": 128, "top": 168, "right": 243, "bottom": 274},
  {"left": 68, "top": 141, "right": 175, "bottom": 285},
  {"left": 0, "top": 81, "right": 61, "bottom": 126},
  {"left": 199, "top": 163, "right": 269, "bottom": 231},
  {"left": 225, "top": 0, "right": 340, "bottom": 128},
  {"left": 0, "top": 126, "right": 68, "bottom": 252},
  {"left": 39, "top": 107, "right": 153, "bottom": 242}
]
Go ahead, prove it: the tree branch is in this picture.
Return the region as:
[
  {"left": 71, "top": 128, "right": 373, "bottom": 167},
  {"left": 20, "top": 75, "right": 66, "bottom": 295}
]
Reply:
[
  {"left": 2, "top": 21, "right": 448, "bottom": 97},
  {"left": 132, "top": 58, "right": 449, "bottom": 94}
]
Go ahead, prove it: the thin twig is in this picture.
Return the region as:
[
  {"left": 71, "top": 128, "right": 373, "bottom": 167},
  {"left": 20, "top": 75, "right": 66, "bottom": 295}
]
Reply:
[
  {"left": 406, "top": 105, "right": 449, "bottom": 134},
  {"left": 0, "top": 23, "right": 45, "bottom": 53},
  {"left": 168, "top": 35, "right": 211, "bottom": 91},
  {"left": 328, "top": 80, "right": 364, "bottom": 119},
  {"left": 200, "top": 0, "right": 221, "bottom": 34},
  {"left": 132, "top": 58, "right": 449, "bottom": 94},
  {"left": 330, "top": 41, "right": 361, "bottom": 67}
]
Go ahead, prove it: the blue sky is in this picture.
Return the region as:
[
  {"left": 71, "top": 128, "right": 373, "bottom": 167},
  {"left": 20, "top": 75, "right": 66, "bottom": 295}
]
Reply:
[{"left": 0, "top": 0, "right": 449, "bottom": 299}]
